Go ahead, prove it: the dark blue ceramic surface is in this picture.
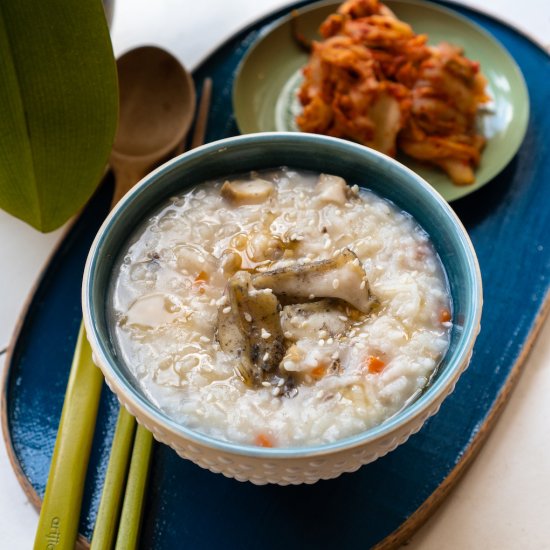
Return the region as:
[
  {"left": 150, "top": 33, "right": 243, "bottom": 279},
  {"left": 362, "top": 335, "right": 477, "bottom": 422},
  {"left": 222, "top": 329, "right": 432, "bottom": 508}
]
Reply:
[{"left": 3, "top": 2, "right": 549, "bottom": 548}]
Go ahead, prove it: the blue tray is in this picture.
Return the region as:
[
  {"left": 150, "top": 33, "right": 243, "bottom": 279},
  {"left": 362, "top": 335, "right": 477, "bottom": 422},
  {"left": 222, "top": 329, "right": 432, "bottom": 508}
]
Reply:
[{"left": 2, "top": 2, "right": 549, "bottom": 548}]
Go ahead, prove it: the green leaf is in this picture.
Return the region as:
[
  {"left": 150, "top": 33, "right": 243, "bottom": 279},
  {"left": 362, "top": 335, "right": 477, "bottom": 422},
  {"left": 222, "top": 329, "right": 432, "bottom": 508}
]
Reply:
[{"left": 0, "top": 0, "right": 117, "bottom": 232}]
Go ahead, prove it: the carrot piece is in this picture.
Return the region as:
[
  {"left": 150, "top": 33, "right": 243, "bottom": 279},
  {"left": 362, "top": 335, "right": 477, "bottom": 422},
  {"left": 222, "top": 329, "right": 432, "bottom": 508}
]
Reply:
[
  {"left": 440, "top": 308, "right": 452, "bottom": 323},
  {"left": 365, "top": 356, "right": 386, "bottom": 374},
  {"left": 255, "top": 433, "right": 274, "bottom": 448},
  {"left": 193, "top": 270, "right": 209, "bottom": 294},
  {"left": 194, "top": 270, "right": 209, "bottom": 284},
  {"left": 311, "top": 365, "right": 326, "bottom": 379}
]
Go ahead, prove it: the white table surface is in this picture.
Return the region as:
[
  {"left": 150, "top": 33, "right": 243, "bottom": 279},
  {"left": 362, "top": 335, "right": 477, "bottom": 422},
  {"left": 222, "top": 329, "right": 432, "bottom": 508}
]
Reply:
[{"left": 1, "top": 1, "right": 549, "bottom": 548}]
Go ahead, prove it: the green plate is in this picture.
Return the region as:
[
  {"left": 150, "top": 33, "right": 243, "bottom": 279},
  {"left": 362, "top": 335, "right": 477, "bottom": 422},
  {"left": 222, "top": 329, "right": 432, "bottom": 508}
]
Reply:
[{"left": 233, "top": 0, "right": 530, "bottom": 201}]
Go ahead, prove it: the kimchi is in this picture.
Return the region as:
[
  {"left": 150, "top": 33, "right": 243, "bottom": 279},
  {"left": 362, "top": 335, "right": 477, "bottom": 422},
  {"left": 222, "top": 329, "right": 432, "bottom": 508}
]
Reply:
[{"left": 296, "top": 0, "right": 490, "bottom": 185}]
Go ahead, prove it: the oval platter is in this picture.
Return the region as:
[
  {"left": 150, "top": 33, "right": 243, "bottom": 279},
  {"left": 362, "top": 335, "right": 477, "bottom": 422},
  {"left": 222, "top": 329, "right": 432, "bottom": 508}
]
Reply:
[
  {"left": 233, "top": 0, "right": 530, "bottom": 202},
  {"left": 2, "top": 1, "right": 549, "bottom": 549}
]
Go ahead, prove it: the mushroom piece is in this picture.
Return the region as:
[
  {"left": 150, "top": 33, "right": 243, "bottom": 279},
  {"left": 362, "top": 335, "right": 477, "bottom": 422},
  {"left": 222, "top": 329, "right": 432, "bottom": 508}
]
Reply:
[
  {"left": 281, "top": 299, "right": 352, "bottom": 341},
  {"left": 220, "top": 178, "right": 274, "bottom": 205},
  {"left": 216, "top": 271, "right": 286, "bottom": 387},
  {"left": 247, "top": 231, "right": 285, "bottom": 262},
  {"left": 315, "top": 174, "right": 353, "bottom": 205},
  {"left": 124, "top": 293, "right": 185, "bottom": 330},
  {"left": 252, "top": 249, "right": 377, "bottom": 314}
]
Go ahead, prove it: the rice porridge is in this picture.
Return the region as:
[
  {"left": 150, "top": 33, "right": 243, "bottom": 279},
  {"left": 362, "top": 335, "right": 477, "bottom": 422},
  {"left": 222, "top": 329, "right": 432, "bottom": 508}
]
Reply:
[{"left": 110, "top": 168, "right": 451, "bottom": 448}]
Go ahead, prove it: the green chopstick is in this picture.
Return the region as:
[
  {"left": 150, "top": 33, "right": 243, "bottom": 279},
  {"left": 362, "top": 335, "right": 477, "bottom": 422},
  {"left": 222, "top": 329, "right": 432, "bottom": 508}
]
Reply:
[
  {"left": 114, "top": 426, "right": 154, "bottom": 550},
  {"left": 90, "top": 408, "right": 137, "bottom": 550},
  {"left": 33, "top": 323, "right": 103, "bottom": 550}
]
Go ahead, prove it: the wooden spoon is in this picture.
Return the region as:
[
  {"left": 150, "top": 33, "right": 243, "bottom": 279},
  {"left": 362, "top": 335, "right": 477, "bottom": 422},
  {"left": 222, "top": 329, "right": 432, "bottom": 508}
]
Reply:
[{"left": 109, "top": 45, "right": 196, "bottom": 206}]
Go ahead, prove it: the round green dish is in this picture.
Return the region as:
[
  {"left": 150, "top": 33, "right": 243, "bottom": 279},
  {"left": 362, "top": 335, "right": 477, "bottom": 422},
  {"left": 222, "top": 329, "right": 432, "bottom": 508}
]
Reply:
[{"left": 233, "top": 0, "right": 530, "bottom": 201}]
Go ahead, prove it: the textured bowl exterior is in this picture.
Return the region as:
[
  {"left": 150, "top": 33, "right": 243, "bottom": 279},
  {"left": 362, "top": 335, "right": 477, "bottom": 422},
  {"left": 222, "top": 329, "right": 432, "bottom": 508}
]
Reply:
[
  {"left": 83, "top": 133, "right": 482, "bottom": 485},
  {"left": 93, "top": 348, "right": 474, "bottom": 485}
]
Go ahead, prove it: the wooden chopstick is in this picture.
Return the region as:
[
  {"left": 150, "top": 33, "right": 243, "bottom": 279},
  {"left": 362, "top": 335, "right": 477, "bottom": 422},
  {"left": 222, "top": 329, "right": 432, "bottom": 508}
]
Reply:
[
  {"left": 191, "top": 78, "right": 212, "bottom": 149},
  {"left": 90, "top": 77, "right": 214, "bottom": 550}
]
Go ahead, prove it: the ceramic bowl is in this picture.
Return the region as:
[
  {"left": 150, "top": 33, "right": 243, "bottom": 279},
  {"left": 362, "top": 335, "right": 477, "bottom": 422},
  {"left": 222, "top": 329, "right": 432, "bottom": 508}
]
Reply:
[{"left": 82, "top": 132, "right": 482, "bottom": 485}]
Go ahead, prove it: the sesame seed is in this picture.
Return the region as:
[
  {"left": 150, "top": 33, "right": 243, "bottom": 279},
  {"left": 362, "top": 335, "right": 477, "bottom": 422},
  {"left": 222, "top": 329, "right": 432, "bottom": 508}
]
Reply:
[
  {"left": 326, "top": 337, "right": 334, "bottom": 345},
  {"left": 272, "top": 387, "right": 282, "bottom": 396},
  {"left": 261, "top": 328, "right": 271, "bottom": 339},
  {"left": 283, "top": 360, "right": 296, "bottom": 370},
  {"left": 217, "top": 296, "right": 227, "bottom": 306},
  {"left": 332, "top": 278, "right": 340, "bottom": 289},
  {"left": 244, "top": 312, "right": 252, "bottom": 322},
  {"left": 263, "top": 352, "right": 270, "bottom": 361},
  {"left": 353, "top": 258, "right": 360, "bottom": 266},
  {"left": 209, "top": 299, "right": 216, "bottom": 306},
  {"left": 323, "top": 238, "right": 332, "bottom": 250},
  {"left": 199, "top": 336, "right": 210, "bottom": 343},
  {"left": 277, "top": 378, "right": 285, "bottom": 387},
  {"left": 338, "top": 315, "right": 348, "bottom": 322},
  {"left": 222, "top": 306, "right": 231, "bottom": 314},
  {"left": 331, "top": 351, "right": 339, "bottom": 360},
  {"left": 284, "top": 331, "right": 293, "bottom": 339},
  {"left": 262, "top": 381, "right": 271, "bottom": 387},
  {"left": 318, "top": 339, "right": 325, "bottom": 346},
  {"left": 360, "top": 281, "right": 366, "bottom": 290},
  {"left": 319, "top": 330, "right": 328, "bottom": 338}
]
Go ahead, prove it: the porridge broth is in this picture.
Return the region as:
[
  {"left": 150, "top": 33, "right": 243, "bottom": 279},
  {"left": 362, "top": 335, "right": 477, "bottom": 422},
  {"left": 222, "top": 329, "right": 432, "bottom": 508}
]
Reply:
[{"left": 110, "top": 168, "right": 451, "bottom": 447}]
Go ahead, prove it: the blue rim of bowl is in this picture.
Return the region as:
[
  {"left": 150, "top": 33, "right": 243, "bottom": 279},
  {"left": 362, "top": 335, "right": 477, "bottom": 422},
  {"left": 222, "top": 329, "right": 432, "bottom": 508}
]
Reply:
[{"left": 83, "top": 132, "right": 483, "bottom": 459}]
